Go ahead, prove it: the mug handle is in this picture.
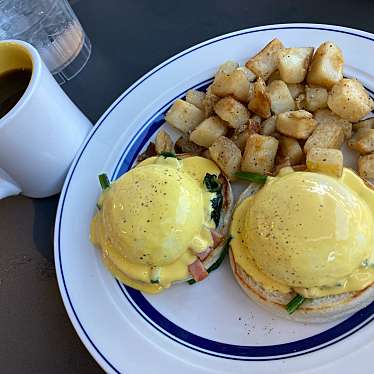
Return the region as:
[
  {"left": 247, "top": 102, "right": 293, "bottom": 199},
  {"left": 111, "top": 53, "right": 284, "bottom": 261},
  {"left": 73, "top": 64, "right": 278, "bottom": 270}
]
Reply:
[{"left": 0, "top": 168, "right": 21, "bottom": 199}]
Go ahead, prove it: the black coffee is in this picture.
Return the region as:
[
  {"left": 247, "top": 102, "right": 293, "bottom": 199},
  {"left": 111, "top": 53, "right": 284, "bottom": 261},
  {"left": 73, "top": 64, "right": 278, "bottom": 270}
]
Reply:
[{"left": 0, "top": 68, "right": 32, "bottom": 119}]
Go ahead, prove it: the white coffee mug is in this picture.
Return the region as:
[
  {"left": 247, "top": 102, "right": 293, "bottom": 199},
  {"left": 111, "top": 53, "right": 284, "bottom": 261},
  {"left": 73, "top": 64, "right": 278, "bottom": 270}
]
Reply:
[{"left": 0, "top": 40, "right": 92, "bottom": 199}]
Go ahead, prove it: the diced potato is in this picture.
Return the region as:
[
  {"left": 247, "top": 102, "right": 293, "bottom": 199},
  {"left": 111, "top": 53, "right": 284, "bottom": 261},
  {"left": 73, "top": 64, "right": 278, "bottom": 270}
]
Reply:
[
  {"left": 165, "top": 99, "right": 205, "bottom": 133},
  {"left": 347, "top": 128, "right": 371, "bottom": 149},
  {"left": 231, "top": 69, "right": 252, "bottom": 101},
  {"left": 295, "top": 93, "right": 306, "bottom": 110},
  {"left": 209, "top": 136, "right": 242, "bottom": 179},
  {"left": 231, "top": 128, "right": 251, "bottom": 152},
  {"left": 358, "top": 154, "right": 374, "bottom": 178},
  {"left": 241, "top": 134, "right": 279, "bottom": 174},
  {"left": 211, "top": 61, "right": 249, "bottom": 100},
  {"left": 348, "top": 128, "right": 374, "bottom": 155},
  {"left": 245, "top": 39, "right": 284, "bottom": 80},
  {"left": 328, "top": 79, "right": 374, "bottom": 122},
  {"left": 287, "top": 83, "right": 305, "bottom": 99},
  {"left": 217, "top": 61, "right": 239, "bottom": 75},
  {"left": 278, "top": 47, "right": 314, "bottom": 83},
  {"left": 237, "top": 66, "right": 257, "bottom": 82},
  {"left": 267, "top": 80, "right": 295, "bottom": 114},
  {"left": 304, "top": 123, "right": 344, "bottom": 153},
  {"left": 261, "top": 115, "right": 277, "bottom": 135},
  {"left": 210, "top": 71, "right": 233, "bottom": 98},
  {"left": 353, "top": 118, "right": 374, "bottom": 131},
  {"left": 279, "top": 136, "right": 304, "bottom": 165},
  {"left": 306, "top": 148, "right": 343, "bottom": 177},
  {"left": 248, "top": 77, "right": 271, "bottom": 118},
  {"left": 203, "top": 85, "right": 220, "bottom": 117},
  {"left": 190, "top": 116, "right": 228, "bottom": 148},
  {"left": 267, "top": 70, "right": 281, "bottom": 84},
  {"left": 314, "top": 108, "right": 352, "bottom": 139},
  {"left": 306, "top": 42, "right": 344, "bottom": 89},
  {"left": 214, "top": 96, "right": 250, "bottom": 128},
  {"left": 276, "top": 110, "right": 317, "bottom": 139},
  {"left": 155, "top": 129, "right": 174, "bottom": 154},
  {"left": 175, "top": 135, "right": 204, "bottom": 154},
  {"left": 250, "top": 114, "right": 262, "bottom": 125},
  {"left": 186, "top": 90, "right": 206, "bottom": 110},
  {"left": 304, "top": 85, "right": 328, "bottom": 111}
]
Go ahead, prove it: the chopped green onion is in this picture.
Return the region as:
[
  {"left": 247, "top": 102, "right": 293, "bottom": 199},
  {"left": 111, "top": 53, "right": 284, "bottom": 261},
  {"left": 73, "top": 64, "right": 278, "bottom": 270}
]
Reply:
[
  {"left": 286, "top": 294, "right": 305, "bottom": 314},
  {"left": 235, "top": 171, "right": 267, "bottom": 184},
  {"left": 160, "top": 151, "right": 178, "bottom": 159},
  {"left": 188, "top": 237, "right": 231, "bottom": 285},
  {"left": 98, "top": 173, "right": 111, "bottom": 190}
]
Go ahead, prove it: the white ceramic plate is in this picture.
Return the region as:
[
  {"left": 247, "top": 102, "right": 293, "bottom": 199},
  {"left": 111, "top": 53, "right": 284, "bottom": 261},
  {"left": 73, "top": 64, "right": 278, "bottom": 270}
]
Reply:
[{"left": 54, "top": 24, "right": 374, "bottom": 373}]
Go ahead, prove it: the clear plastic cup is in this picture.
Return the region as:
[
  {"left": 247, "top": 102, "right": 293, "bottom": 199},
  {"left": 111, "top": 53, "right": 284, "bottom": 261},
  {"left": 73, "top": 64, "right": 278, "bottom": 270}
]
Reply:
[{"left": 0, "top": 0, "right": 91, "bottom": 84}]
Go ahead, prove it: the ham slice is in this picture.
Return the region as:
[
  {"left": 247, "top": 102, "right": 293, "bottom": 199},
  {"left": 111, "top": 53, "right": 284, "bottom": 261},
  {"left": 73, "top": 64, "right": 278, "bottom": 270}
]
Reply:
[
  {"left": 210, "top": 229, "right": 224, "bottom": 247},
  {"left": 188, "top": 259, "right": 208, "bottom": 282},
  {"left": 196, "top": 247, "right": 212, "bottom": 261}
]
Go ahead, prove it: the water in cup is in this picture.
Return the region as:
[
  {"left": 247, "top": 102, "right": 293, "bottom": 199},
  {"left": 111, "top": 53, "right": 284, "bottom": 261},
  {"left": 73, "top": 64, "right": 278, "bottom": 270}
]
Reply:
[{"left": 0, "top": 0, "right": 91, "bottom": 84}]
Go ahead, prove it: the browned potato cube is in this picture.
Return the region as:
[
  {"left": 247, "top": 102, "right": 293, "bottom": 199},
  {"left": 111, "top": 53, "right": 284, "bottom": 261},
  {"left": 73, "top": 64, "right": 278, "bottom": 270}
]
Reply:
[
  {"left": 358, "top": 154, "right": 374, "bottom": 178},
  {"left": 279, "top": 136, "right": 304, "bottom": 165},
  {"left": 295, "top": 93, "right": 306, "bottom": 110},
  {"left": 203, "top": 85, "right": 220, "bottom": 117},
  {"left": 165, "top": 99, "right": 205, "bottom": 133},
  {"left": 241, "top": 134, "right": 279, "bottom": 174},
  {"left": 261, "top": 115, "right": 277, "bottom": 135},
  {"left": 237, "top": 66, "right": 257, "bottom": 82},
  {"left": 314, "top": 108, "right": 352, "bottom": 139},
  {"left": 229, "top": 69, "right": 251, "bottom": 102},
  {"left": 209, "top": 136, "right": 242, "bottom": 179},
  {"left": 250, "top": 114, "right": 262, "bottom": 126},
  {"left": 214, "top": 96, "right": 250, "bottom": 128},
  {"left": 155, "top": 129, "right": 174, "bottom": 154},
  {"left": 348, "top": 128, "right": 374, "bottom": 155},
  {"left": 353, "top": 118, "right": 374, "bottom": 131},
  {"left": 287, "top": 83, "right": 305, "bottom": 99},
  {"left": 245, "top": 39, "right": 284, "bottom": 80},
  {"left": 267, "top": 80, "right": 295, "bottom": 114},
  {"left": 190, "top": 116, "right": 228, "bottom": 148},
  {"left": 278, "top": 47, "right": 314, "bottom": 83},
  {"left": 306, "top": 148, "right": 343, "bottom": 177},
  {"left": 306, "top": 42, "right": 344, "bottom": 89},
  {"left": 276, "top": 110, "right": 317, "bottom": 139},
  {"left": 267, "top": 70, "right": 281, "bottom": 84},
  {"left": 248, "top": 78, "right": 271, "bottom": 118},
  {"left": 231, "top": 129, "right": 251, "bottom": 152},
  {"left": 304, "top": 85, "right": 328, "bottom": 111},
  {"left": 328, "top": 79, "right": 374, "bottom": 122},
  {"left": 304, "top": 123, "right": 344, "bottom": 154},
  {"left": 186, "top": 90, "right": 206, "bottom": 110},
  {"left": 210, "top": 61, "right": 240, "bottom": 97},
  {"left": 213, "top": 67, "right": 258, "bottom": 102},
  {"left": 217, "top": 61, "right": 239, "bottom": 75}
]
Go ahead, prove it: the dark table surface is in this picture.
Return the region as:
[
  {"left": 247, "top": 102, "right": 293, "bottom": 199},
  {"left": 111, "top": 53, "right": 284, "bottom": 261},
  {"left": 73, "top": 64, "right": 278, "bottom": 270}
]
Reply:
[{"left": 2, "top": 0, "right": 374, "bottom": 372}]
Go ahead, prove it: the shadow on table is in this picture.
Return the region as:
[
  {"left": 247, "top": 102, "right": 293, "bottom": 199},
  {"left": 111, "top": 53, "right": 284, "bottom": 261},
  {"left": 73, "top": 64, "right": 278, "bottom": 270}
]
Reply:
[{"left": 32, "top": 194, "right": 60, "bottom": 262}]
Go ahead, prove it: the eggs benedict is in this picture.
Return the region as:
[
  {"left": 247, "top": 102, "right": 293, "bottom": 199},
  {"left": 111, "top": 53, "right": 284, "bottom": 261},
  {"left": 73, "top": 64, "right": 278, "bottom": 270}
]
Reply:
[
  {"left": 230, "top": 167, "right": 374, "bottom": 322},
  {"left": 90, "top": 154, "right": 233, "bottom": 294}
]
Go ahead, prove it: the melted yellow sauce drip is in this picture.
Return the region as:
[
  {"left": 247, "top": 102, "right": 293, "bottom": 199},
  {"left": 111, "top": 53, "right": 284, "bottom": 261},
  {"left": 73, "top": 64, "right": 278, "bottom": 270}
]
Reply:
[
  {"left": 90, "top": 156, "right": 220, "bottom": 292},
  {"left": 230, "top": 168, "right": 374, "bottom": 298}
]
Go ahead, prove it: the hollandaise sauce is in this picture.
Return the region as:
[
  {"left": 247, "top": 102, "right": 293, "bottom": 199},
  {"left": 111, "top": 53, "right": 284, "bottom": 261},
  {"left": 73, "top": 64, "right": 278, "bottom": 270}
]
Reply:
[
  {"left": 90, "top": 156, "right": 223, "bottom": 293},
  {"left": 230, "top": 168, "right": 374, "bottom": 298}
]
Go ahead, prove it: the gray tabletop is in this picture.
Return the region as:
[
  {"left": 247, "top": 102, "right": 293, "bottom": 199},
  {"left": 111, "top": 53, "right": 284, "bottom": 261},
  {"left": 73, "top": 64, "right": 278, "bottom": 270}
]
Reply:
[{"left": 2, "top": 0, "right": 374, "bottom": 372}]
